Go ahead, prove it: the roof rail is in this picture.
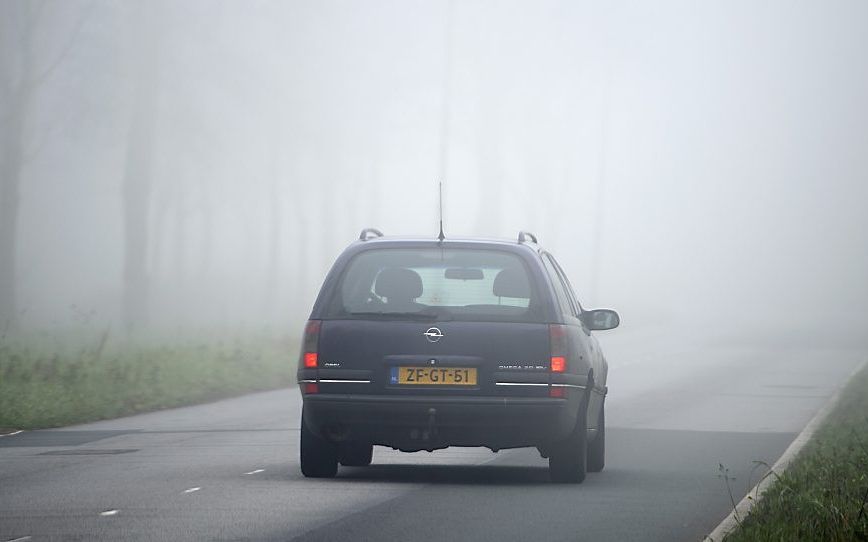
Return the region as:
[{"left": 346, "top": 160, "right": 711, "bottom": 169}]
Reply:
[
  {"left": 359, "top": 228, "right": 384, "bottom": 241},
  {"left": 517, "top": 231, "right": 538, "bottom": 244}
]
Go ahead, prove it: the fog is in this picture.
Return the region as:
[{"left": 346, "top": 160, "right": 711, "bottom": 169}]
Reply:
[{"left": 2, "top": 0, "right": 867, "bottom": 342}]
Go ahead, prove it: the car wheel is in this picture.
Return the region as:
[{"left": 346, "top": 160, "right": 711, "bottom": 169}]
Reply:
[
  {"left": 549, "top": 408, "right": 588, "bottom": 483},
  {"left": 339, "top": 442, "right": 373, "bottom": 467},
  {"left": 587, "top": 404, "right": 605, "bottom": 473},
  {"left": 300, "top": 413, "right": 338, "bottom": 478}
]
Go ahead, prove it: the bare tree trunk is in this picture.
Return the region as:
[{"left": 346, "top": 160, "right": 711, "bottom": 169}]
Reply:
[
  {"left": 172, "top": 181, "right": 186, "bottom": 284},
  {"left": 0, "top": 105, "right": 24, "bottom": 326},
  {"left": 0, "top": 2, "right": 32, "bottom": 327},
  {"left": 290, "top": 203, "right": 308, "bottom": 316},
  {"left": 121, "top": 3, "right": 160, "bottom": 333},
  {"left": 264, "top": 114, "right": 284, "bottom": 322},
  {"left": 197, "top": 175, "right": 213, "bottom": 281},
  {"left": 266, "top": 169, "right": 282, "bottom": 321},
  {"left": 121, "top": 105, "right": 154, "bottom": 332},
  {"left": 475, "top": 131, "right": 503, "bottom": 235},
  {"left": 0, "top": 2, "right": 90, "bottom": 326}
]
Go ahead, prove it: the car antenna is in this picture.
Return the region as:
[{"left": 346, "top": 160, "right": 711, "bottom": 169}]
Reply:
[{"left": 437, "top": 180, "right": 446, "bottom": 242}]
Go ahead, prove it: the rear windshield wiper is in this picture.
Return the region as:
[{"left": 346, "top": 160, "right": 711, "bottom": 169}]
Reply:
[{"left": 345, "top": 310, "right": 442, "bottom": 321}]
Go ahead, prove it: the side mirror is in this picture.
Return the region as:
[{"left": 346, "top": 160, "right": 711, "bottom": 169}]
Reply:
[{"left": 582, "top": 309, "right": 620, "bottom": 331}]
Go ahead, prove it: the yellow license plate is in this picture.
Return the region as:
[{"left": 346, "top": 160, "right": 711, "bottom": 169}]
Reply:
[{"left": 393, "top": 367, "right": 477, "bottom": 386}]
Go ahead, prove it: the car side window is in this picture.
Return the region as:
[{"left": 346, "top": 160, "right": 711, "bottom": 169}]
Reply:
[{"left": 542, "top": 254, "right": 576, "bottom": 318}]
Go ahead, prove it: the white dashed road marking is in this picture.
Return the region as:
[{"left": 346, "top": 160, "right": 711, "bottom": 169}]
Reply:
[
  {"left": 244, "top": 469, "right": 264, "bottom": 475},
  {"left": 0, "top": 430, "right": 23, "bottom": 437},
  {"left": 100, "top": 510, "right": 119, "bottom": 517},
  {"left": 7, "top": 536, "right": 33, "bottom": 542},
  {"left": 183, "top": 487, "right": 201, "bottom": 494}
]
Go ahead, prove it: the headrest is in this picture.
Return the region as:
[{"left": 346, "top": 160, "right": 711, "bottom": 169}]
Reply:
[
  {"left": 493, "top": 268, "right": 530, "bottom": 298},
  {"left": 375, "top": 268, "right": 423, "bottom": 300}
]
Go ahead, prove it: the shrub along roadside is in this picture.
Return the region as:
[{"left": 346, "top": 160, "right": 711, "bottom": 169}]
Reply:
[
  {"left": 724, "top": 362, "right": 868, "bottom": 541},
  {"left": 0, "top": 331, "right": 297, "bottom": 430}
]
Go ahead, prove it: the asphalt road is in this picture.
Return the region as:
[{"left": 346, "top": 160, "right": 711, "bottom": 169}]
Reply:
[{"left": 1, "top": 328, "right": 865, "bottom": 542}]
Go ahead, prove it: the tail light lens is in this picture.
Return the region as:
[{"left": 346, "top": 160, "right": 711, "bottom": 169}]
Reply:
[
  {"left": 550, "top": 356, "right": 566, "bottom": 372},
  {"left": 300, "top": 320, "right": 321, "bottom": 369},
  {"left": 549, "top": 324, "right": 568, "bottom": 373}
]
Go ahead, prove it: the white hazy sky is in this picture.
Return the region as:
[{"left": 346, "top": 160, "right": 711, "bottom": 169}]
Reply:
[{"left": 7, "top": 0, "right": 868, "bottom": 335}]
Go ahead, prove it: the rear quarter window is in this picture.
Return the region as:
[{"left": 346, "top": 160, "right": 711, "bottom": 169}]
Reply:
[{"left": 542, "top": 254, "right": 577, "bottom": 318}]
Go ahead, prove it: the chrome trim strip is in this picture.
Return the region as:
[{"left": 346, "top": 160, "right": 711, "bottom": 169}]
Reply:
[
  {"left": 551, "top": 384, "right": 587, "bottom": 389},
  {"left": 318, "top": 379, "right": 371, "bottom": 384},
  {"left": 495, "top": 382, "right": 548, "bottom": 387}
]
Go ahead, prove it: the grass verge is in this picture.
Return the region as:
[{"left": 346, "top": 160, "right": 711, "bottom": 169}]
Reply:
[
  {"left": 724, "top": 361, "right": 868, "bottom": 541},
  {"left": 0, "top": 330, "right": 297, "bottom": 430}
]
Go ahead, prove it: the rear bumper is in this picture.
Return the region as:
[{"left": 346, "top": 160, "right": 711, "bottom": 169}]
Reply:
[{"left": 302, "top": 393, "right": 582, "bottom": 452}]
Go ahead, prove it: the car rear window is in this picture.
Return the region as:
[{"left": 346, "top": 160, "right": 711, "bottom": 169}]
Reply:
[{"left": 326, "top": 248, "right": 543, "bottom": 322}]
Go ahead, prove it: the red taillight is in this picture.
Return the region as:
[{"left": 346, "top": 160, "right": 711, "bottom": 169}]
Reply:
[
  {"left": 550, "top": 356, "right": 566, "bottom": 372},
  {"left": 549, "top": 386, "right": 565, "bottom": 398},
  {"left": 300, "top": 320, "right": 321, "bottom": 369},
  {"left": 549, "top": 324, "right": 568, "bottom": 372},
  {"left": 304, "top": 382, "right": 319, "bottom": 394}
]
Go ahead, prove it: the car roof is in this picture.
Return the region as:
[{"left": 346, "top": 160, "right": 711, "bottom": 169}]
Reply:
[{"left": 349, "top": 235, "right": 543, "bottom": 255}]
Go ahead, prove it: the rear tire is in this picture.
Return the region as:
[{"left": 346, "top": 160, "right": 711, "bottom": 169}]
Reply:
[
  {"left": 587, "top": 404, "right": 605, "bottom": 473},
  {"left": 549, "top": 408, "right": 588, "bottom": 483},
  {"left": 339, "top": 442, "right": 373, "bottom": 467},
  {"left": 300, "top": 413, "right": 338, "bottom": 478}
]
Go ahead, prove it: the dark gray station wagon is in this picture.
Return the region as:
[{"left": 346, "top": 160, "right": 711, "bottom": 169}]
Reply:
[{"left": 297, "top": 229, "right": 619, "bottom": 483}]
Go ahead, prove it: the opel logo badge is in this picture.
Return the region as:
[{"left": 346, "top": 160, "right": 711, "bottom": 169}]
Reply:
[{"left": 423, "top": 327, "right": 444, "bottom": 343}]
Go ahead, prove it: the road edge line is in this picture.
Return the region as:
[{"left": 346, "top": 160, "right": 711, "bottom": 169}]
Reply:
[{"left": 703, "top": 357, "right": 868, "bottom": 542}]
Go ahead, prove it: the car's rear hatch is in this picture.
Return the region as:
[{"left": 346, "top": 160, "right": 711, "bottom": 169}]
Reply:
[{"left": 317, "top": 319, "right": 552, "bottom": 397}]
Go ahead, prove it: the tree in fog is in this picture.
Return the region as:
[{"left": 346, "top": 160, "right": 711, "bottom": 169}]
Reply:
[
  {"left": 0, "top": 1, "right": 88, "bottom": 327},
  {"left": 0, "top": 4, "right": 26, "bottom": 326},
  {"left": 121, "top": 3, "right": 160, "bottom": 332}
]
